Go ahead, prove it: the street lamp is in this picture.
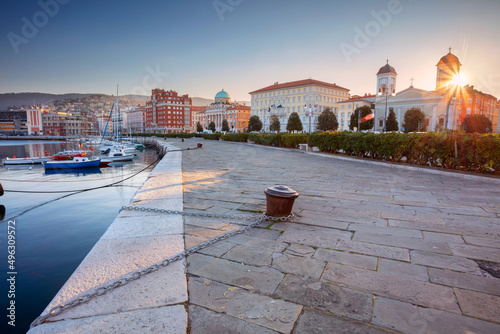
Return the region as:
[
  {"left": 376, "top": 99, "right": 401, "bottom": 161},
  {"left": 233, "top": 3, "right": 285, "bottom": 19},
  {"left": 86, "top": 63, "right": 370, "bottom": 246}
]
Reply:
[{"left": 378, "top": 84, "right": 395, "bottom": 132}]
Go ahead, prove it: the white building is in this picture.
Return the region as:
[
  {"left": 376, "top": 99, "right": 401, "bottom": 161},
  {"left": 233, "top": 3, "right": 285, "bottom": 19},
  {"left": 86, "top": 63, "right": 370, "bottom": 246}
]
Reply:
[
  {"left": 249, "top": 79, "right": 350, "bottom": 132},
  {"left": 337, "top": 94, "right": 375, "bottom": 131},
  {"left": 123, "top": 108, "right": 146, "bottom": 134}
]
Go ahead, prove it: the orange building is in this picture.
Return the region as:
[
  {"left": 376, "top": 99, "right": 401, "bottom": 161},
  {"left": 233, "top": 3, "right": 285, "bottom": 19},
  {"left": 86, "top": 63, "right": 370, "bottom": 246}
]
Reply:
[{"left": 144, "top": 89, "right": 192, "bottom": 133}]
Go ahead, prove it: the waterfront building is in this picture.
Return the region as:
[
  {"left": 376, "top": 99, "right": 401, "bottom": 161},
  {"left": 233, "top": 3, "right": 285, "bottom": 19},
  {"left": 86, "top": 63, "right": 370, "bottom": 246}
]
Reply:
[
  {"left": 144, "top": 89, "right": 192, "bottom": 133},
  {"left": 373, "top": 50, "right": 499, "bottom": 132},
  {"left": 123, "top": 107, "right": 146, "bottom": 134},
  {"left": 337, "top": 94, "right": 375, "bottom": 131},
  {"left": 0, "top": 110, "right": 28, "bottom": 135},
  {"left": 249, "top": 79, "right": 350, "bottom": 132},
  {"left": 42, "top": 110, "right": 88, "bottom": 136},
  {"left": 196, "top": 90, "right": 251, "bottom": 132}
]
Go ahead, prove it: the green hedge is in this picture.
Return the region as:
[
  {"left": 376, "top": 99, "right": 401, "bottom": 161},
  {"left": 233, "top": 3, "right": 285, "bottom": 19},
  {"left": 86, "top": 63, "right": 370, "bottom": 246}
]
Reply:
[
  {"left": 221, "top": 133, "right": 250, "bottom": 142},
  {"left": 202, "top": 133, "right": 222, "bottom": 140},
  {"left": 309, "top": 131, "right": 500, "bottom": 174},
  {"left": 247, "top": 133, "right": 309, "bottom": 147}
]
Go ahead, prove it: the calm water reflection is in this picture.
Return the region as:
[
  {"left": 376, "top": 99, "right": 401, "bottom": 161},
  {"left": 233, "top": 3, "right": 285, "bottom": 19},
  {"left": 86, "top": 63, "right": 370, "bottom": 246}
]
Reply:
[{"left": 0, "top": 140, "right": 159, "bottom": 333}]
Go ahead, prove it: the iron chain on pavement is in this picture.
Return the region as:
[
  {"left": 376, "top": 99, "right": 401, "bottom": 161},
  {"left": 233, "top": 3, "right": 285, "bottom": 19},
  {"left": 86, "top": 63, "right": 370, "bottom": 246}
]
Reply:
[{"left": 30, "top": 206, "right": 293, "bottom": 328}]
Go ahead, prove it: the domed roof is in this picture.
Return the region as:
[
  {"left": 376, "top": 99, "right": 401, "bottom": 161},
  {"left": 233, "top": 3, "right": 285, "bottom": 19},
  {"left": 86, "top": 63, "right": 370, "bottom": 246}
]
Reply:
[
  {"left": 377, "top": 61, "right": 397, "bottom": 75},
  {"left": 437, "top": 50, "right": 461, "bottom": 66},
  {"left": 215, "top": 89, "right": 230, "bottom": 99}
]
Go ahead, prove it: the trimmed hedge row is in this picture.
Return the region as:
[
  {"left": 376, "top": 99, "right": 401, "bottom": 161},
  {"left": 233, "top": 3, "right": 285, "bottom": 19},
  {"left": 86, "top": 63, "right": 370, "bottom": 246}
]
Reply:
[
  {"left": 221, "top": 133, "right": 250, "bottom": 142},
  {"left": 309, "top": 131, "right": 500, "bottom": 173}
]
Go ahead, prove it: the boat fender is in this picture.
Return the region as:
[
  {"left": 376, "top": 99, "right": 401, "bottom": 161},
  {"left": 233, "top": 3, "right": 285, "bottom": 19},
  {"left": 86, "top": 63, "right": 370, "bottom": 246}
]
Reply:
[
  {"left": 0, "top": 205, "right": 5, "bottom": 220},
  {"left": 0, "top": 183, "right": 3, "bottom": 196}
]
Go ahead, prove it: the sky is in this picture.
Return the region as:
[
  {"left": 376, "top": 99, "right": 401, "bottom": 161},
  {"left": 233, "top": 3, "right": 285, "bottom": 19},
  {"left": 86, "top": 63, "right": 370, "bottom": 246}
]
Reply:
[{"left": 1, "top": 0, "right": 499, "bottom": 102}]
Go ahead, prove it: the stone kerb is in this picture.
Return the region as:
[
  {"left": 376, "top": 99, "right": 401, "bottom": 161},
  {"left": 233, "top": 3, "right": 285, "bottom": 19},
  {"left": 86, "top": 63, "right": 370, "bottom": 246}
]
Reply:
[{"left": 28, "top": 141, "right": 187, "bottom": 334}]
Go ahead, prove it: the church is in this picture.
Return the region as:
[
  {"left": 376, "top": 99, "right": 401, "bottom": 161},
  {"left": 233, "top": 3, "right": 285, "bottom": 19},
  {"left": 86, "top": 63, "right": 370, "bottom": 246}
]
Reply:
[{"left": 373, "top": 50, "right": 499, "bottom": 132}]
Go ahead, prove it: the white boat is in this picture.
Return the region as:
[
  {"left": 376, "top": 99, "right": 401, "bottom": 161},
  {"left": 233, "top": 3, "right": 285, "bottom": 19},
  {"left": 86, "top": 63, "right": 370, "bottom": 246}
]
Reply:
[
  {"left": 102, "top": 147, "right": 135, "bottom": 162},
  {"left": 2, "top": 156, "right": 52, "bottom": 165}
]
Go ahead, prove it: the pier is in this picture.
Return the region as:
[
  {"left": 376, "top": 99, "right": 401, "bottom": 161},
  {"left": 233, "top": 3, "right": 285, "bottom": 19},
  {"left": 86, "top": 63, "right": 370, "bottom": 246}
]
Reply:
[{"left": 29, "top": 138, "right": 500, "bottom": 333}]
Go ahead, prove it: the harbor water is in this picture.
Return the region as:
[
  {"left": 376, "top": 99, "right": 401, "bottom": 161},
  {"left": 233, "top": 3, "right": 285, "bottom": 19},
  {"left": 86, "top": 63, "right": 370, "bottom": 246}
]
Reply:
[{"left": 0, "top": 140, "right": 159, "bottom": 333}]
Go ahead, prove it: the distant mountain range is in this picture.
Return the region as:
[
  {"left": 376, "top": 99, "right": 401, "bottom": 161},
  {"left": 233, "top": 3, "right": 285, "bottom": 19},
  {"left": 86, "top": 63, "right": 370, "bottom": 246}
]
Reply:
[{"left": 0, "top": 92, "right": 236, "bottom": 109}]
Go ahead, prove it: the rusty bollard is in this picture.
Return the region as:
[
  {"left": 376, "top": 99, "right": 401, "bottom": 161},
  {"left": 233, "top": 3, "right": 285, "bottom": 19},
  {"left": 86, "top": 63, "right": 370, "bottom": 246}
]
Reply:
[
  {"left": 182, "top": 138, "right": 185, "bottom": 142},
  {"left": 197, "top": 143, "right": 203, "bottom": 149},
  {"left": 264, "top": 185, "right": 299, "bottom": 217}
]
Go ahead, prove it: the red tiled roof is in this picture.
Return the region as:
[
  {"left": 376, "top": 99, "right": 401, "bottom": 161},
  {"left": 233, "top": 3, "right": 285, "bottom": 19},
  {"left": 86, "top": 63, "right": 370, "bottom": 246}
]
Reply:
[
  {"left": 249, "top": 79, "right": 349, "bottom": 94},
  {"left": 339, "top": 94, "right": 376, "bottom": 103},
  {"left": 227, "top": 105, "right": 251, "bottom": 111}
]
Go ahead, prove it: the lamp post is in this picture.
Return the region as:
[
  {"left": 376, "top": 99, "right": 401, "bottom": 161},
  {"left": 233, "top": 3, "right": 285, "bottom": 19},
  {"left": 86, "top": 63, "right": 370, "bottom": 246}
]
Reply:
[{"left": 378, "top": 84, "right": 394, "bottom": 132}]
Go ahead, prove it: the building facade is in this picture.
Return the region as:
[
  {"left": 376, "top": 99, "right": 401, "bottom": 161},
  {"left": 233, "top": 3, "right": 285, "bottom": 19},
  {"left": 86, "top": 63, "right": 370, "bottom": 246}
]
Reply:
[
  {"left": 42, "top": 111, "right": 88, "bottom": 136},
  {"left": 337, "top": 94, "right": 375, "bottom": 131},
  {"left": 123, "top": 107, "right": 146, "bottom": 134},
  {"left": 144, "top": 89, "right": 192, "bottom": 133},
  {"left": 373, "top": 51, "right": 499, "bottom": 132},
  {"left": 249, "top": 79, "right": 350, "bottom": 132},
  {"left": 196, "top": 90, "right": 251, "bottom": 132}
]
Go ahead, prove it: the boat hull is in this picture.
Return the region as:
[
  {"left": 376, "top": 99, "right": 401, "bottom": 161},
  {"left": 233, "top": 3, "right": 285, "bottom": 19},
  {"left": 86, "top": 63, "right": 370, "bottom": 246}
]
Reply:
[
  {"left": 43, "top": 159, "right": 101, "bottom": 169},
  {"left": 2, "top": 157, "right": 52, "bottom": 165}
]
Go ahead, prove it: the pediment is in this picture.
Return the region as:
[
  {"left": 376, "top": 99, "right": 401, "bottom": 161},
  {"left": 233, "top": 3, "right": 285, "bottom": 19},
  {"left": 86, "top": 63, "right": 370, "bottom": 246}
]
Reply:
[{"left": 386, "top": 87, "right": 444, "bottom": 103}]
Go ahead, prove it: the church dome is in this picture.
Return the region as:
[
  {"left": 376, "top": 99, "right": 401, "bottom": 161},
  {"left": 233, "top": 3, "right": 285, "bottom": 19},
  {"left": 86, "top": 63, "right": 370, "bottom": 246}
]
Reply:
[
  {"left": 437, "top": 50, "right": 462, "bottom": 66},
  {"left": 377, "top": 61, "right": 397, "bottom": 75},
  {"left": 215, "top": 89, "right": 230, "bottom": 99}
]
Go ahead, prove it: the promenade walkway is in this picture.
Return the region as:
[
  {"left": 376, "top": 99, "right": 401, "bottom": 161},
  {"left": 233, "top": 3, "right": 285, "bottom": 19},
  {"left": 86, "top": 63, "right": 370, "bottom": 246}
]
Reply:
[
  {"left": 30, "top": 138, "right": 500, "bottom": 333},
  {"left": 179, "top": 139, "right": 500, "bottom": 334}
]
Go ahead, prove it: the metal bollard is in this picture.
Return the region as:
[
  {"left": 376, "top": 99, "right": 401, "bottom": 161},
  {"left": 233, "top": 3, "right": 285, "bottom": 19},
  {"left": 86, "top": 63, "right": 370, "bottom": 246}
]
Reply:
[
  {"left": 197, "top": 143, "right": 203, "bottom": 149},
  {"left": 264, "top": 185, "right": 299, "bottom": 217}
]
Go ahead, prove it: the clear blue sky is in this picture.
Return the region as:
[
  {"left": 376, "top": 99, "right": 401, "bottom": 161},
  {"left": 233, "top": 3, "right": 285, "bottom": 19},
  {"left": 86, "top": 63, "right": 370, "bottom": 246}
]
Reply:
[{"left": 1, "top": 0, "right": 499, "bottom": 101}]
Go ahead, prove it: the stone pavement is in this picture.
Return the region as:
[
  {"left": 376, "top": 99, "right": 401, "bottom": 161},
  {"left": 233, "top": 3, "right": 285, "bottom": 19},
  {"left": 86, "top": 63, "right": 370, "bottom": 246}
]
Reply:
[{"left": 176, "top": 138, "right": 500, "bottom": 334}]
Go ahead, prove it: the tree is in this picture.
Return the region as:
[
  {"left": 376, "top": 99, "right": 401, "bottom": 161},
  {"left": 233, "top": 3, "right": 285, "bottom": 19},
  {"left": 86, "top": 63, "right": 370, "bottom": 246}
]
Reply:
[
  {"left": 317, "top": 107, "right": 338, "bottom": 131},
  {"left": 269, "top": 115, "right": 281, "bottom": 132},
  {"left": 461, "top": 114, "right": 493, "bottom": 133},
  {"left": 196, "top": 122, "right": 203, "bottom": 133},
  {"left": 208, "top": 121, "right": 216, "bottom": 133},
  {"left": 287, "top": 112, "right": 303, "bottom": 132},
  {"left": 385, "top": 108, "right": 399, "bottom": 132},
  {"left": 349, "top": 105, "right": 374, "bottom": 131},
  {"left": 402, "top": 107, "right": 426, "bottom": 133},
  {"left": 248, "top": 115, "right": 262, "bottom": 132},
  {"left": 221, "top": 119, "right": 230, "bottom": 132}
]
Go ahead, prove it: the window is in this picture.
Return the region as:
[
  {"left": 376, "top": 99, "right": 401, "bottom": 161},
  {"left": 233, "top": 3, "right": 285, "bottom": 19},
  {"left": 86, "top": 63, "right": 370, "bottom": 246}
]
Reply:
[
  {"left": 342, "top": 105, "right": 345, "bottom": 110},
  {"left": 467, "top": 98, "right": 472, "bottom": 104}
]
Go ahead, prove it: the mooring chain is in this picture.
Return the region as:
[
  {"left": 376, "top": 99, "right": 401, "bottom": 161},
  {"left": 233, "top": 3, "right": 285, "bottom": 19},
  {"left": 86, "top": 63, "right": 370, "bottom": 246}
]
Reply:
[{"left": 30, "top": 207, "right": 293, "bottom": 328}]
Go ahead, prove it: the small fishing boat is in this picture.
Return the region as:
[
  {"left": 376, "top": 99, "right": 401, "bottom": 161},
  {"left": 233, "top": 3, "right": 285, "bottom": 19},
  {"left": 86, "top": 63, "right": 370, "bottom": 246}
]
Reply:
[
  {"left": 53, "top": 150, "right": 87, "bottom": 161},
  {"left": 102, "top": 147, "right": 135, "bottom": 162},
  {"left": 1, "top": 156, "right": 52, "bottom": 165},
  {"left": 43, "top": 157, "right": 101, "bottom": 170}
]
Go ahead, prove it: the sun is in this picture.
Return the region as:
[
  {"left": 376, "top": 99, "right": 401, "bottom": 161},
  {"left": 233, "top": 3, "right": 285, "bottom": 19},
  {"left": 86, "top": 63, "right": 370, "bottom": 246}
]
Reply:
[{"left": 449, "top": 73, "right": 467, "bottom": 86}]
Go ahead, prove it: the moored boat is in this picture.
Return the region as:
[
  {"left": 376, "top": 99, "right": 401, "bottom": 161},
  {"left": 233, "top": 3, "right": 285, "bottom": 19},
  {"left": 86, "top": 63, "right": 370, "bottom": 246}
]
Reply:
[
  {"left": 1, "top": 156, "right": 52, "bottom": 165},
  {"left": 102, "top": 147, "right": 135, "bottom": 162},
  {"left": 43, "top": 157, "right": 101, "bottom": 169}
]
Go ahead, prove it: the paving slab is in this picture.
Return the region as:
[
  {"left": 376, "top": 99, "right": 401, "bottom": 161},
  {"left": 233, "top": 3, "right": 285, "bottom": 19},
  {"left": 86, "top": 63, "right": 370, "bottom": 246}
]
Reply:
[
  {"left": 463, "top": 235, "right": 500, "bottom": 249},
  {"left": 448, "top": 243, "right": 500, "bottom": 262},
  {"left": 189, "top": 305, "right": 278, "bottom": 334},
  {"left": 353, "top": 231, "right": 451, "bottom": 254},
  {"left": 273, "top": 274, "right": 373, "bottom": 322},
  {"left": 372, "top": 296, "right": 500, "bottom": 334},
  {"left": 336, "top": 239, "right": 410, "bottom": 262},
  {"left": 271, "top": 253, "right": 326, "bottom": 280},
  {"left": 323, "top": 263, "right": 460, "bottom": 313},
  {"left": 189, "top": 277, "right": 301, "bottom": 333},
  {"left": 31, "top": 306, "right": 186, "bottom": 334},
  {"left": 187, "top": 253, "right": 284, "bottom": 294},
  {"left": 428, "top": 267, "right": 500, "bottom": 296},
  {"left": 410, "top": 250, "right": 482, "bottom": 273},
  {"left": 454, "top": 288, "right": 500, "bottom": 323},
  {"left": 314, "top": 248, "right": 378, "bottom": 270},
  {"left": 294, "top": 308, "right": 394, "bottom": 334},
  {"left": 378, "top": 258, "right": 429, "bottom": 281},
  {"left": 277, "top": 223, "right": 352, "bottom": 249}
]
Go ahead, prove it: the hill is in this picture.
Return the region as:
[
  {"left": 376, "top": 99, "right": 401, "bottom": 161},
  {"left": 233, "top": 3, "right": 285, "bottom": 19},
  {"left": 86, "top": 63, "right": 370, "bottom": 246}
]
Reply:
[{"left": 0, "top": 92, "right": 101, "bottom": 109}]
